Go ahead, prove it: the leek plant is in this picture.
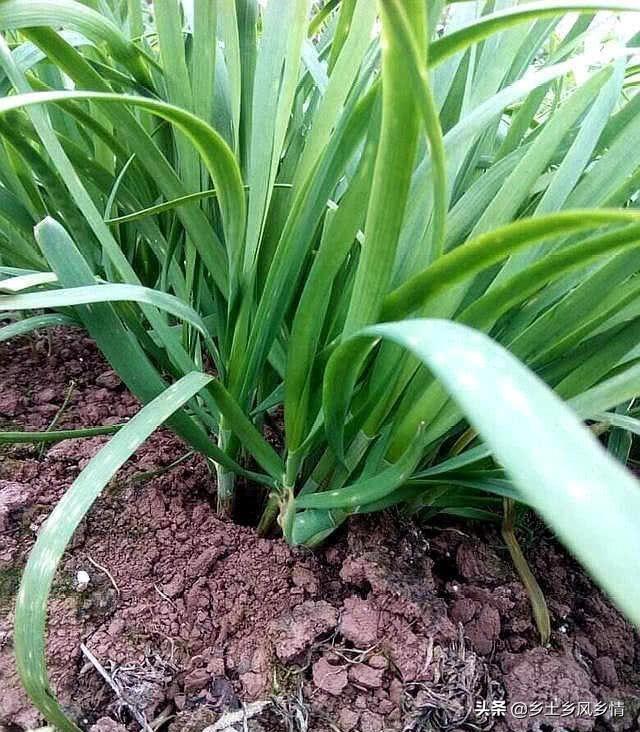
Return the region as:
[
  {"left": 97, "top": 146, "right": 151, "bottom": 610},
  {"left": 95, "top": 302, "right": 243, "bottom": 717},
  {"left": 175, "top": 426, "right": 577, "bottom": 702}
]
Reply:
[{"left": 2, "top": 1, "right": 640, "bottom": 728}]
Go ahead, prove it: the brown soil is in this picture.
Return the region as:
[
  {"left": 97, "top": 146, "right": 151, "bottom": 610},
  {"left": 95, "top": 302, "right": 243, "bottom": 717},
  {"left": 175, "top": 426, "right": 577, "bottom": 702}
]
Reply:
[{"left": 1, "top": 328, "right": 639, "bottom": 732}]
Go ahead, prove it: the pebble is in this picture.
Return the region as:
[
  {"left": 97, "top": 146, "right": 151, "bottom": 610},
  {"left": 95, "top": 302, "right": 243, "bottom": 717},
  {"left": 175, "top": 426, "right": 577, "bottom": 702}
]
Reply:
[{"left": 312, "top": 656, "right": 348, "bottom": 696}]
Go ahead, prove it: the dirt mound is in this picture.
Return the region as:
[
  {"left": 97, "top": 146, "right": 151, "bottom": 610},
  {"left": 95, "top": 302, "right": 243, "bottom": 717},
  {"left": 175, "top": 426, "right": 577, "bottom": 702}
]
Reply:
[{"left": 1, "top": 328, "right": 639, "bottom": 732}]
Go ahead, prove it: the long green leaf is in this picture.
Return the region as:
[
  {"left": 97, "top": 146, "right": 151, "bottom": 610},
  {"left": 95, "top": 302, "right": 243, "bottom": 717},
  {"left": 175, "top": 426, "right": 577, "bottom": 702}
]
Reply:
[
  {"left": 0, "top": 313, "right": 76, "bottom": 342},
  {"left": 342, "top": 1, "right": 425, "bottom": 334},
  {"left": 0, "top": 88, "right": 245, "bottom": 266},
  {"left": 429, "top": 2, "right": 640, "bottom": 69},
  {"left": 322, "top": 319, "right": 640, "bottom": 626},
  {"left": 0, "top": 0, "right": 149, "bottom": 81},
  {"left": 0, "top": 424, "right": 123, "bottom": 443},
  {"left": 0, "top": 282, "right": 210, "bottom": 337},
  {"left": 0, "top": 283, "right": 209, "bottom": 335},
  {"left": 243, "top": 0, "right": 309, "bottom": 274},
  {"left": 14, "top": 372, "right": 214, "bottom": 732},
  {"left": 294, "top": 425, "right": 424, "bottom": 510},
  {"left": 382, "top": 210, "right": 640, "bottom": 321}
]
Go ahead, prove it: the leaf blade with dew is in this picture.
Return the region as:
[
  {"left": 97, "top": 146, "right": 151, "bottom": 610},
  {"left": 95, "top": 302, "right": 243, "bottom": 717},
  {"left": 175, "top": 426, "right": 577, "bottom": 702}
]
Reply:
[{"left": 14, "top": 372, "right": 214, "bottom": 732}]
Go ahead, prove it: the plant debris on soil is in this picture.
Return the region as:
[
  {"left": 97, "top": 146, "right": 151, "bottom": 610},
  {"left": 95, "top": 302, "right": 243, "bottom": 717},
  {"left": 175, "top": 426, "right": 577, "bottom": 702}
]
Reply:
[{"left": 1, "top": 328, "right": 639, "bottom": 732}]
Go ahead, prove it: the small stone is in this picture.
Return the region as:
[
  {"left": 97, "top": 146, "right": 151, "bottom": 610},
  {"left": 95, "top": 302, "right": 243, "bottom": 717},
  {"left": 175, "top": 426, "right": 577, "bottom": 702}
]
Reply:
[
  {"left": 466, "top": 605, "right": 500, "bottom": 655},
  {"left": 367, "top": 654, "right": 388, "bottom": 670},
  {"left": 190, "top": 546, "right": 226, "bottom": 576},
  {"left": 312, "top": 656, "right": 348, "bottom": 696},
  {"left": 161, "top": 574, "right": 185, "bottom": 598},
  {"left": 388, "top": 677, "right": 403, "bottom": 705},
  {"left": 89, "top": 718, "right": 128, "bottom": 732},
  {"left": 450, "top": 598, "right": 478, "bottom": 624},
  {"left": 593, "top": 656, "right": 619, "bottom": 687},
  {"left": 377, "top": 699, "right": 395, "bottom": 714},
  {"left": 95, "top": 370, "right": 121, "bottom": 390},
  {"left": 34, "top": 387, "right": 56, "bottom": 404},
  {"left": 337, "top": 708, "right": 360, "bottom": 731},
  {"left": 251, "top": 646, "right": 271, "bottom": 673},
  {"left": 0, "top": 390, "right": 20, "bottom": 417},
  {"left": 240, "top": 671, "right": 267, "bottom": 698},
  {"left": 348, "top": 663, "right": 384, "bottom": 689},
  {"left": 324, "top": 547, "right": 342, "bottom": 565},
  {"left": 210, "top": 677, "right": 237, "bottom": 709},
  {"left": 339, "top": 597, "right": 380, "bottom": 647},
  {"left": 272, "top": 600, "right": 338, "bottom": 662},
  {"left": 168, "top": 706, "right": 217, "bottom": 732},
  {"left": 76, "top": 570, "right": 90, "bottom": 592},
  {"left": 359, "top": 710, "right": 384, "bottom": 732},
  {"left": 292, "top": 566, "right": 318, "bottom": 595},
  {"left": 206, "top": 656, "right": 225, "bottom": 676},
  {"left": 576, "top": 633, "right": 598, "bottom": 659},
  {"left": 0, "top": 481, "right": 30, "bottom": 532},
  {"left": 508, "top": 635, "right": 527, "bottom": 652},
  {"left": 183, "top": 668, "right": 211, "bottom": 692},
  {"left": 107, "top": 618, "right": 124, "bottom": 636}
]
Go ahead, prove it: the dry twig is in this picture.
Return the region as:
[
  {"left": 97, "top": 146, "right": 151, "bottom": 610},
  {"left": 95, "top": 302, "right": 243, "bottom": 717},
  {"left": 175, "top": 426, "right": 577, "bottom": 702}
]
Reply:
[{"left": 87, "top": 555, "right": 121, "bottom": 596}]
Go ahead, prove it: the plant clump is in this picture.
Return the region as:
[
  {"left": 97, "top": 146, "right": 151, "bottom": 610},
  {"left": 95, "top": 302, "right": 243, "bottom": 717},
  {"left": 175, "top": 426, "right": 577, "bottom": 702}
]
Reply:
[{"left": 1, "top": 1, "right": 640, "bottom": 730}]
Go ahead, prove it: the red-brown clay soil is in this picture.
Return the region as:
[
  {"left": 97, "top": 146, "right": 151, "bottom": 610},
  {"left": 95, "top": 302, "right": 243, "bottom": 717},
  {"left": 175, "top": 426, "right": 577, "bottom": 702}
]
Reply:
[{"left": 1, "top": 328, "right": 639, "bottom": 732}]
